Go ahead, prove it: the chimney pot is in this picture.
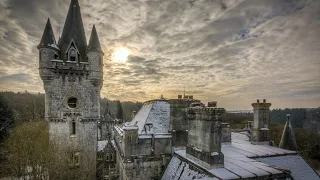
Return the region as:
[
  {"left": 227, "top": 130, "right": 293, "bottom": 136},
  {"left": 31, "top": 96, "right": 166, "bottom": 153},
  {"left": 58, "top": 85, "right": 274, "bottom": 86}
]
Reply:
[
  {"left": 257, "top": 99, "right": 259, "bottom": 103},
  {"left": 263, "top": 99, "right": 266, "bottom": 103}
]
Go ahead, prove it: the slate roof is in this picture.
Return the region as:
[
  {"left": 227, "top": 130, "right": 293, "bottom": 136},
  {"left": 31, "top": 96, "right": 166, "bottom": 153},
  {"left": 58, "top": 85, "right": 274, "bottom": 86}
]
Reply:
[
  {"left": 256, "top": 155, "right": 320, "bottom": 180},
  {"left": 162, "top": 132, "right": 320, "bottom": 180},
  {"left": 59, "top": 0, "right": 87, "bottom": 61},
  {"left": 129, "top": 100, "right": 170, "bottom": 134},
  {"left": 37, "top": 18, "right": 58, "bottom": 50},
  {"left": 87, "top": 25, "right": 103, "bottom": 54}
]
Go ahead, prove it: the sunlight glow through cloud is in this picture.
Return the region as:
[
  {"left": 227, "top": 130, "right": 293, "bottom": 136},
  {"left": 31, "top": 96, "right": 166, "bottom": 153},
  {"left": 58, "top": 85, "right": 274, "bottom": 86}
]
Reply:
[{"left": 112, "top": 47, "right": 129, "bottom": 63}]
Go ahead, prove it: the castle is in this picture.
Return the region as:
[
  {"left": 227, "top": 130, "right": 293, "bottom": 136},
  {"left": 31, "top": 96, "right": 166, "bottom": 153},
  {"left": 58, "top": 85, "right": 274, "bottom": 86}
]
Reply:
[
  {"left": 38, "top": 0, "right": 319, "bottom": 179},
  {"left": 38, "top": 0, "right": 103, "bottom": 179}
]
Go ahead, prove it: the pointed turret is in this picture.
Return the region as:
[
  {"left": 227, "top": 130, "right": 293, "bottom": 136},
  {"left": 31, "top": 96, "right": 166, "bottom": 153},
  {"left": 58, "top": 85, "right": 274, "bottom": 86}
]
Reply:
[
  {"left": 59, "top": 0, "right": 87, "bottom": 61},
  {"left": 87, "top": 25, "right": 104, "bottom": 55},
  {"left": 37, "top": 18, "right": 58, "bottom": 50},
  {"left": 279, "top": 114, "right": 298, "bottom": 151}
]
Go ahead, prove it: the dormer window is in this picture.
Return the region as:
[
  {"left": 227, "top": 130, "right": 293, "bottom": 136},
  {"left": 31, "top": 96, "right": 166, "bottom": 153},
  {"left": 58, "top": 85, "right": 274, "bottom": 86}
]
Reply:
[
  {"left": 68, "top": 48, "right": 77, "bottom": 62},
  {"left": 54, "top": 53, "right": 59, "bottom": 59},
  {"left": 66, "top": 40, "right": 80, "bottom": 62}
]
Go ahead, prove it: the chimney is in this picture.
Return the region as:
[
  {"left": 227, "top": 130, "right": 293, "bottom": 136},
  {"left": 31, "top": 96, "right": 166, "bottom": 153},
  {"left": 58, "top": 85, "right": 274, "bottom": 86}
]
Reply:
[
  {"left": 208, "top": 101, "right": 217, "bottom": 107},
  {"left": 221, "top": 123, "right": 231, "bottom": 143},
  {"left": 178, "top": 95, "right": 182, "bottom": 100},
  {"left": 186, "top": 104, "right": 225, "bottom": 169},
  {"left": 251, "top": 99, "right": 272, "bottom": 144}
]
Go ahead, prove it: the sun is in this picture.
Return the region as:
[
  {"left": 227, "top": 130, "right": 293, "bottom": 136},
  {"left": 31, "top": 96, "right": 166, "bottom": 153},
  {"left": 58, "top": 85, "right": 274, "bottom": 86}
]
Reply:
[{"left": 112, "top": 47, "right": 129, "bottom": 63}]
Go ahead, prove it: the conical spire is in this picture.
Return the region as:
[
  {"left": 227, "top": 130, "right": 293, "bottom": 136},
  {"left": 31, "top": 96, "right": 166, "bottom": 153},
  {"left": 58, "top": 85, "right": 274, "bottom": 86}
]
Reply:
[
  {"left": 59, "top": 0, "right": 87, "bottom": 61},
  {"left": 279, "top": 114, "right": 298, "bottom": 151},
  {"left": 37, "top": 18, "right": 57, "bottom": 49},
  {"left": 87, "top": 24, "right": 104, "bottom": 55}
]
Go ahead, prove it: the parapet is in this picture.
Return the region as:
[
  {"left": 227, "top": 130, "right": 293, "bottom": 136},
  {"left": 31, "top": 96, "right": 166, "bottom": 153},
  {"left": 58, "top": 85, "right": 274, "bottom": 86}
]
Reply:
[{"left": 188, "top": 107, "right": 225, "bottom": 116}]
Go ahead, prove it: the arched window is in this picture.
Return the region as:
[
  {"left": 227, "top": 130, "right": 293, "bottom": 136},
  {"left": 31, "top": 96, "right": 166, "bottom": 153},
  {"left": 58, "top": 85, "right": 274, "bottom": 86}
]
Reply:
[{"left": 68, "top": 48, "right": 77, "bottom": 62}]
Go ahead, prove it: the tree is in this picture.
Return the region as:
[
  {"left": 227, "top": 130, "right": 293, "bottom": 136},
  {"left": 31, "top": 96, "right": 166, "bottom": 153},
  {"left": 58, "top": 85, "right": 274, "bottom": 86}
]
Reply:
[
  {"left": 0, "top": 94, "right": 14, "bottom": 142},
  {"left": 0, "top": 121, "right": 91, "bottom": 180},
  {"left": 0, "top": 121, "right": 49, "bottom": 179},
  {"left": 116, "top": 100, "right": 123, "bottom": 122}
]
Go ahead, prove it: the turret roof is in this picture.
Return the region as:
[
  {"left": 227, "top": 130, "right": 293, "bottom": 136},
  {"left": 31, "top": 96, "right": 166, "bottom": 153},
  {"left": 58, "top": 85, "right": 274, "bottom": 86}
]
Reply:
[
  {"left": 87, "top": 25, "right": 104, "bottom": 55},
  {"left": 279, "top": 114, "right": 298, "bottom": 151},
  {"left": 37, "top": 18, "right": 58, "bottom": 50},
  {"left": 59, "top": 0, "right": 87, "bottom": 61}
]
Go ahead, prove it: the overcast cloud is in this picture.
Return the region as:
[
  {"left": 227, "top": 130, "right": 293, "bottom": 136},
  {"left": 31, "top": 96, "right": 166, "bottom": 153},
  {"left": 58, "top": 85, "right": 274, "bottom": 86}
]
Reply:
[{"left": 0, "top": 0, "right": 319, "bottom": 110}]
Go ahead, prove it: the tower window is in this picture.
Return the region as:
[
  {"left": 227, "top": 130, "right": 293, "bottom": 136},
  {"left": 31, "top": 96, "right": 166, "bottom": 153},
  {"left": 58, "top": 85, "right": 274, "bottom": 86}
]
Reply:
[
  {"left": 68, "top": 48, "right": 77, "bottom": 62},
  {"left": 69, "top": 152, "right": 80, "bottom": 167},
  {"left": 71, "top": 119, "right": 76, "bottom": 135},
  {"left": 54, "top": 53, "right": 58, "bottom": 59},
  {"left": 67, "top": 97, "right": 78, "bottom": 108}
]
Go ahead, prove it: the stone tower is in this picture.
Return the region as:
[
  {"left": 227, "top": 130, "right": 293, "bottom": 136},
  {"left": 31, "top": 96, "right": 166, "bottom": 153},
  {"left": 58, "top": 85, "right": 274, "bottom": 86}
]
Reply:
[
  {"left": 37, "top": 0, "right": 103, "bottom": 179},
  {"left": 186, "top": 103, "right": 225, "bottom": 169},
  {"left": 251, "top": 99, "right": 272, "bottom": 144}
]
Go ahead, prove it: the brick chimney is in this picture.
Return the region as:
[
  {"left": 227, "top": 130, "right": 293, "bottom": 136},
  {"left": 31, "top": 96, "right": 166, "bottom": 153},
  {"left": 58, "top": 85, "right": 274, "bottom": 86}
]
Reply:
[{"left": 186, "top": 105, "right": 225, "bottom": 169}]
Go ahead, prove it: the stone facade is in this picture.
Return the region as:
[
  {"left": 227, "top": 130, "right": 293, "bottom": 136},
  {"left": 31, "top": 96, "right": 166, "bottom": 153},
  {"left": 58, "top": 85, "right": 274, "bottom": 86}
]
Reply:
[
  {"left": 186, "top": 104, "right": 225, "bottom": 169},
  {"left": 113, "top": 123, "right": 172, "bottom": 180},
  {"left": 97, "top": 138, "right": 118, "bottom": 180},
  {"left": 169, "top": 96, "right": 200, "bottom": 147},
  {"left": 38, "top": 0, "right": 103, "bottom": 179},
  {"left": 251, "top": 99, "right": 272, "bottom": 144}
]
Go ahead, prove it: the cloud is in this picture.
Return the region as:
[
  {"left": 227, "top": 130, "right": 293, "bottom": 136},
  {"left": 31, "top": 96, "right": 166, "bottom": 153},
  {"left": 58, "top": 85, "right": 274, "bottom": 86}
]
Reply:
[
  {"left": 0, "top": 73, "right": 32, "bottom": 83},
  {"left": 0, "top": 0, "right": 319, "bottom": 109}
]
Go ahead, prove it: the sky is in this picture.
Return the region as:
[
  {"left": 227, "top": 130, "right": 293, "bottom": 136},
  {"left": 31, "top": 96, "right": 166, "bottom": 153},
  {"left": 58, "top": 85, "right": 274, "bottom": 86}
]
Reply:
[{"left": 0, "top": 0, "right": 319, "bottom": 110}]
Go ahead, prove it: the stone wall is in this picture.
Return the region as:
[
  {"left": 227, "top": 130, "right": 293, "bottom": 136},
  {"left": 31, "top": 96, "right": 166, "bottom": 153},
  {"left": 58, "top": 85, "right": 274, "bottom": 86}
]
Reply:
[{"left": 39, "top": 46, "right": 103, "bottom": 179}]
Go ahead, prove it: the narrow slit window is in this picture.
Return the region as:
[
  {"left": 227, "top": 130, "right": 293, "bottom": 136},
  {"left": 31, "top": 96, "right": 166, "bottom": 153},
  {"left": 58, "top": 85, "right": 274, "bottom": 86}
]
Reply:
[{"left": 72, "top": 120, "right": 76, "bottom": 135}]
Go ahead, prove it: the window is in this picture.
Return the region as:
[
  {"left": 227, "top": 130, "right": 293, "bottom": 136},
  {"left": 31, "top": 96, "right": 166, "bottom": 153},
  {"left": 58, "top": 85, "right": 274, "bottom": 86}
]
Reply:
[
  {"left": 99, "top": 56, "right": 102, "bottom": 66},
  {"left": 54, "top": 53, "right": 58, "bottom": 59},
  {"left": 69, "top": 152, "right": 80, "bottom": 167},
  {"left": 68, "top": 48, "right": 77, "bottom": 62},
  {"left": 71, "top": 119, "right": 76, "bottom": 135},
  {"left": 68, "top": 97, "right": 77, "bottom": 108}
]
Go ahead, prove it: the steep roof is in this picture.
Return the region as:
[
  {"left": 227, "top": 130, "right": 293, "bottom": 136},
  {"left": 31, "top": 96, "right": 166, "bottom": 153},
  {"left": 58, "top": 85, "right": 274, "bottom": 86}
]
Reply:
[
  {"left": 279, "top": 115, "right": 298, "bottom": 151},
  {"left": 87, "top": 25, "right": 104, "bottom": 54},
  {"left": 37, "top": 18, "right": 58, "bottom": 50},
  {"left": 59, "top": 0, "right": 87, "bottom": 61},
  {"left": 129, "top": 100, "right": 170, "bottom": 134}
]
